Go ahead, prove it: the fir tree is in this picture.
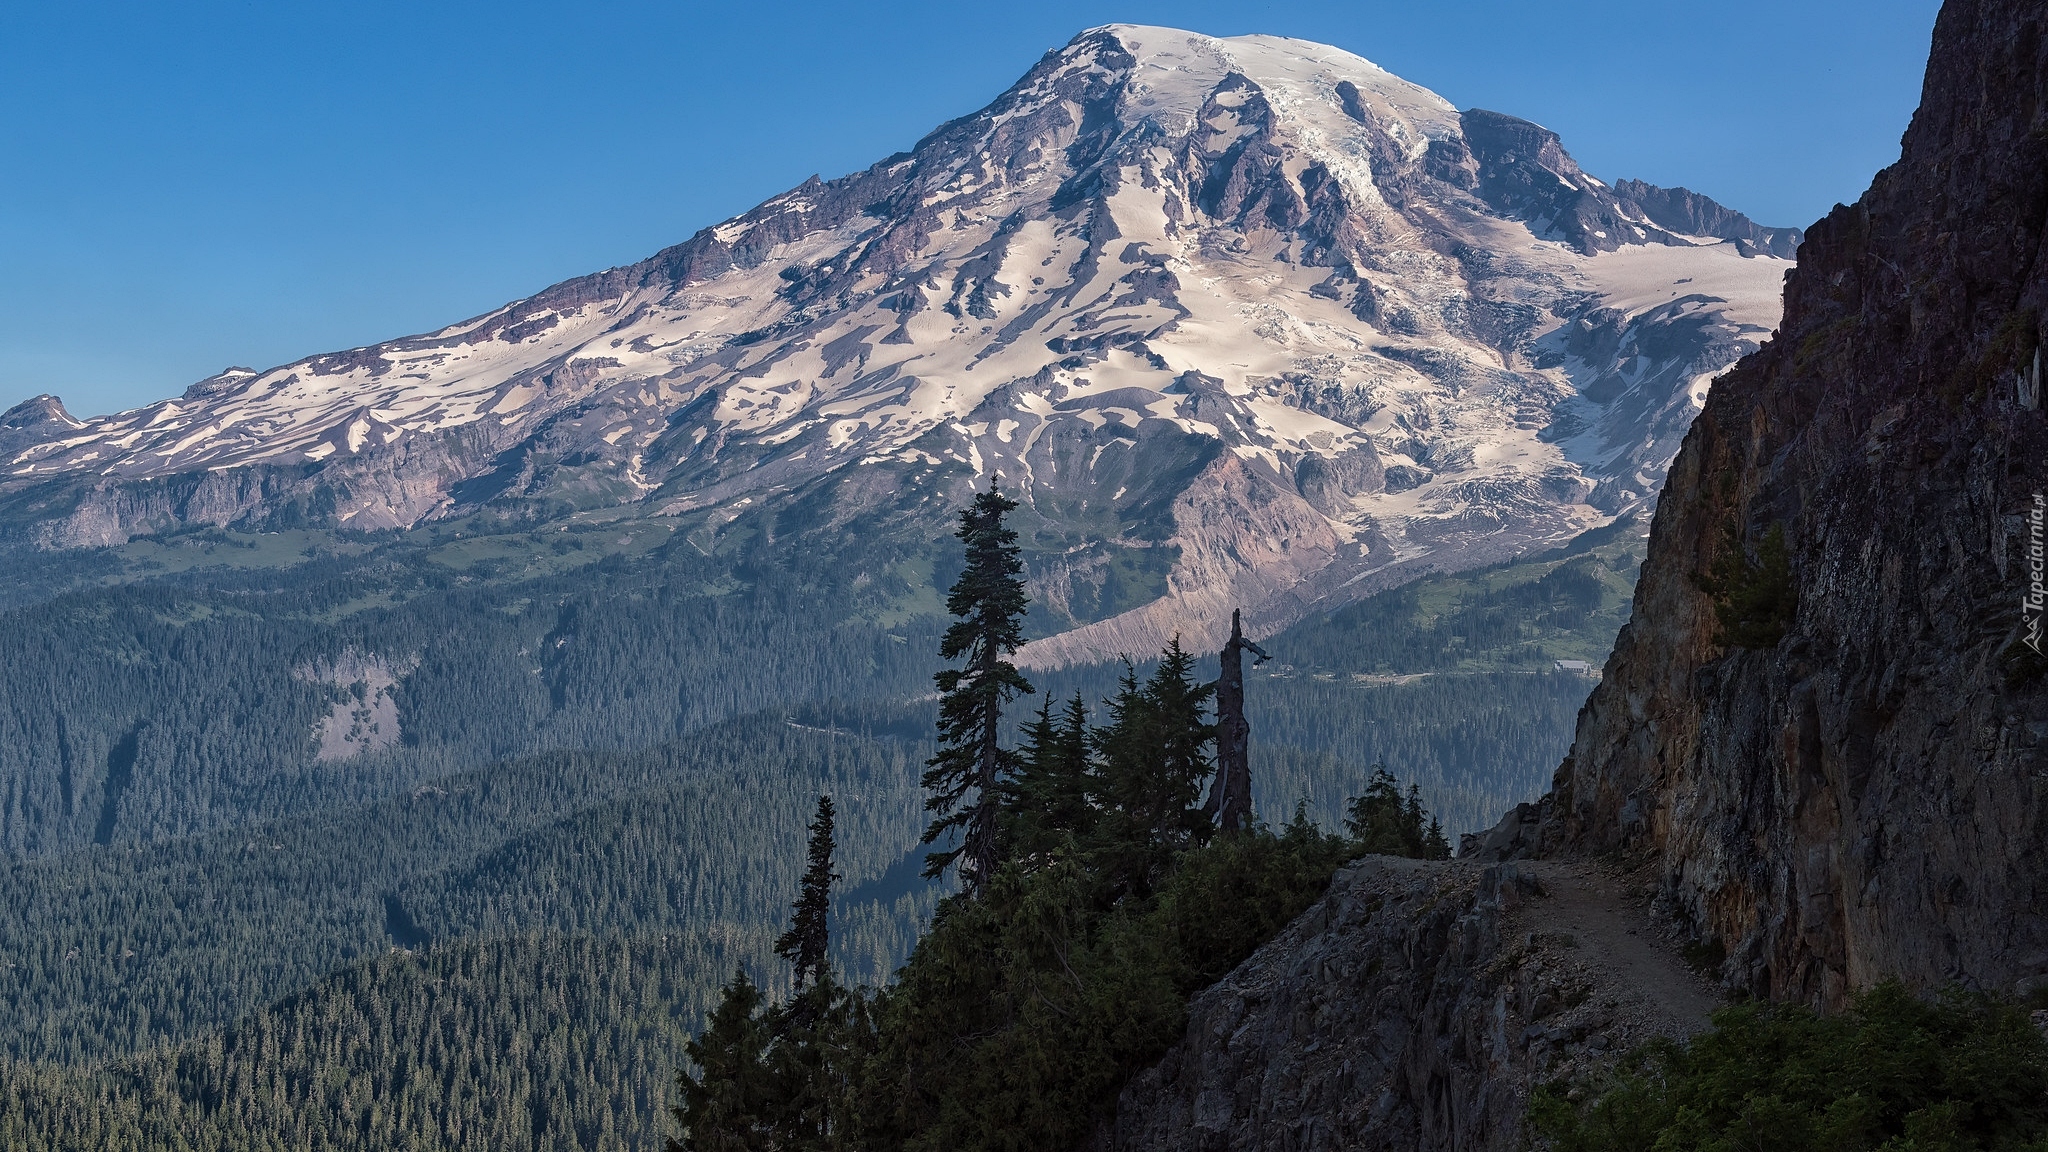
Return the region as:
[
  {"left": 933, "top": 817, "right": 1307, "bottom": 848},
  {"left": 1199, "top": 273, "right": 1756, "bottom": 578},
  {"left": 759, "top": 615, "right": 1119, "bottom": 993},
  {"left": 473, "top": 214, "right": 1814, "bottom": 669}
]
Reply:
[
  {"left": 922, "top": 481, "right": 1034, "bottom": 895},
  {"left": 672, "top": 969, "right": 778, "bottom": 1152},
  {"left": 1344, "top": 765, "right": 1417, "bottom": 855},
  {"left": 1006, "top": 694, "right": 1093, "bottom": 863},
  {"left": 673, "top": 965, "right": 874, "bottom": 1152},
  {"left": 766, "top": 972, "right": 873, "bottom": 1152},
  {"left": 1422, "top": 815, "right": 1451, "bottom": 860},
  {"left": 1143, "top": 637, "right": 1218, "bottom": 850},
  {"left": 776, "top": 795, "right": 838, "bottom": 992},
  {"left": 1089, "top": 639, "right": 1216, "bottom": 892},
  {"left": 1343, "top": 764, "right": 1451, "bottom": 859}
]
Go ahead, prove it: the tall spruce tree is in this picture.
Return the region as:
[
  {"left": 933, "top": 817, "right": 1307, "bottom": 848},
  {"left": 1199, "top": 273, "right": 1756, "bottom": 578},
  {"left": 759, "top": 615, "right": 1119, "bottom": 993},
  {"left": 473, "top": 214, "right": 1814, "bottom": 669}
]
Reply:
[
  {"left": 1137, "top": 637, "right": 1218, "bottom": 850},
  {"left": 1007, "top": 693, "right": 1093, "bottom": 864},
  {"left": 1089, "top": 639, "right": 1216, "bottom": 893},
  {"left": 671, "top": 970, "right": 778, "bottom": 1152},
  {"left": 764, "top": 972, "right": 869, "bottom": 1152},
  {"left": 776, "top": 795, "right": 838, "bottom": 992},
  {"left": 677, "top": 798, "right": 864, "bottom": 1152},
  {"left": 922, "top": 481, "right": 1034, "bottom": 895}
]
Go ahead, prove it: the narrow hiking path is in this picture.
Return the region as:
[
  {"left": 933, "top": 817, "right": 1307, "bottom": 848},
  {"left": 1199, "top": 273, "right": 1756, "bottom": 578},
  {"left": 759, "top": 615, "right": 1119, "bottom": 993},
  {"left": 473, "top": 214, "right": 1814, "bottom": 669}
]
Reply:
[{"left": 1515, "top": 858, "right": 1724, "bottom": 1039}]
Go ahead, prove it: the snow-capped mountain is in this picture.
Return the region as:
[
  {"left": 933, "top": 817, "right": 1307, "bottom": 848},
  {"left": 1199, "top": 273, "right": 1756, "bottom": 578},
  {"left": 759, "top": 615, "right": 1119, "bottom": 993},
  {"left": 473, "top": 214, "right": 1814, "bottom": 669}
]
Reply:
[{"left": 0, "top": 26, "right": 1796, "bottom": 661}]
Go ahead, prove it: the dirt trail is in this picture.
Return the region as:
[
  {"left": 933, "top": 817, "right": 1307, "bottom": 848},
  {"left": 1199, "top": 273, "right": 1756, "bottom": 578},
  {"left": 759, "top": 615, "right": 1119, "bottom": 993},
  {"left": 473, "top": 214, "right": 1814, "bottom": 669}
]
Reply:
[{"left": 1517, "top": 858, "right": 1723, "bottom": 1038}]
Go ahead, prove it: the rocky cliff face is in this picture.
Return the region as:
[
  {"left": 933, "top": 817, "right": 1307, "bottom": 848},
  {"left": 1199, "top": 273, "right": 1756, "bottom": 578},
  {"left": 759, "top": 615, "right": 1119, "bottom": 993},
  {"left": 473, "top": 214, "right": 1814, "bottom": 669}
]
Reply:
[
  {"left": 1470, "top": 0, "right": 2048, "bottom": 1008},
  {"left": 1104, "top": 3, "right": 2047, "bottom": 1147},
  {"left": 1095, "top": 857, "right": 1717, "bottom": 1152}
]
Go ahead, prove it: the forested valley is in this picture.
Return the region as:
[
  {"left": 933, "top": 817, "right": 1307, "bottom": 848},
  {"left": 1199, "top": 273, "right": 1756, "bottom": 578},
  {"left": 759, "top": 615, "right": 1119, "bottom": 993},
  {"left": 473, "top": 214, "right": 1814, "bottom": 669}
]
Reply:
[{"left": 0, "top": 496, "right": 1643, "bottom": 1149}]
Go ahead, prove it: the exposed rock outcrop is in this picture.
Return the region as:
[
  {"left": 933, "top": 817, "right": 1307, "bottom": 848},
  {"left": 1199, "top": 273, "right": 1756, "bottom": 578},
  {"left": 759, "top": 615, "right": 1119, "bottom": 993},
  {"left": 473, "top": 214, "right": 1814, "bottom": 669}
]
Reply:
[
  {"left": 1459, "top": 110, "right": 1804, "bottom": 258},
  {"left": 294, "top": 649, "right": 421, "bottom": 763},
  {"left": 1611, "top": 179, "right": 1804, "bottom": 258},
  {"left": 1096, "top": 857, "right": 1717, "bottom": 1152},
  {"left": 1472, "top": 0, "right": 2048, "bottom": 1008},
  {"left": 0, "top": 395, "right": 82, "bottom": 458}
]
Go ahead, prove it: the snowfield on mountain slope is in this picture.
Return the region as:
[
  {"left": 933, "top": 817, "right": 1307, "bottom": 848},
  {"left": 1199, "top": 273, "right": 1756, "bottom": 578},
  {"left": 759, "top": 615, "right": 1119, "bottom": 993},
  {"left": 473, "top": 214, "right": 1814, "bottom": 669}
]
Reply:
[
  {"left": 1, "top": 24, "right": 1795, "bottom": 653},
  {"left": 1581, "top": 240, "right": 1790, "bottom": 323}
]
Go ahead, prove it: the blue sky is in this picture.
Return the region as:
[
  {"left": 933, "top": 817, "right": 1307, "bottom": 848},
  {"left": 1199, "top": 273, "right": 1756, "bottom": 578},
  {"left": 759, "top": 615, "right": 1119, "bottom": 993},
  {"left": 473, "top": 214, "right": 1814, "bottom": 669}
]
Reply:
[{"left": 1, "top": 0, "right": 1941, "bottom": 418}]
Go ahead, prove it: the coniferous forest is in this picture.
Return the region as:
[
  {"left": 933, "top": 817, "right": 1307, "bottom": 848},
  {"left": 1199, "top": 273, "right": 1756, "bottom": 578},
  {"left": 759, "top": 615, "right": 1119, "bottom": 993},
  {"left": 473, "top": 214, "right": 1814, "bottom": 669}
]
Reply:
[
  {"left": 668, "top": 484, "right": 1452, "bottom": 1151},
  {"left": 0, "top": 494, "right": 1640, "bottom": 1149}
]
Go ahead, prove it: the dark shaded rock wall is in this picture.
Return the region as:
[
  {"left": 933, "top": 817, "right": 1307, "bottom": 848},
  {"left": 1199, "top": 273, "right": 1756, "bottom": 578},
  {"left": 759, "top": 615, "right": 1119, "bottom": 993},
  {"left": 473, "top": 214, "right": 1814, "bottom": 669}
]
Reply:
[
  {"left": 1094, "top": 858, "right": 1717, "bottom": 1152},
  {"left": 1479, "top": 0, "right": 2048, "bottom": 1007},
  {"left": 1107, "top": 4, "right": 2045, "bottom": 1148},
  {"left": 1612, "top": 178, "right": 1804, "bottom": 258}
]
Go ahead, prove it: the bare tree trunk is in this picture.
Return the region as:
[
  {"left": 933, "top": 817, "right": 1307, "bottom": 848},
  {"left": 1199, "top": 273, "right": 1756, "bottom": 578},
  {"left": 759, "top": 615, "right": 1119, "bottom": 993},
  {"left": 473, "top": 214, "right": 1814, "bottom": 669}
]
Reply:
[{"left": 1206, "top": 609, "right": 1269, "bottom": 833}]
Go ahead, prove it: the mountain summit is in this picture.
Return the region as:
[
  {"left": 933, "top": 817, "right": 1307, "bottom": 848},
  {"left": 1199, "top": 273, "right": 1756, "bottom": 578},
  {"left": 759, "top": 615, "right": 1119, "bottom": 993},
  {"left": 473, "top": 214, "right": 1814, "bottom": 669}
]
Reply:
[{"left": 1, "top": 26, "right": 1798, "bottom": 659}]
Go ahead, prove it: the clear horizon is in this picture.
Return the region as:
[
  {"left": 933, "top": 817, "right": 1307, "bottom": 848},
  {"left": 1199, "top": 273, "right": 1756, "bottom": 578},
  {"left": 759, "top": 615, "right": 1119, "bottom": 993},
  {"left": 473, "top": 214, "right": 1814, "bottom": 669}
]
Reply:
[{"left": 2, "top": 0, "right": 1941, "bottom": 418}]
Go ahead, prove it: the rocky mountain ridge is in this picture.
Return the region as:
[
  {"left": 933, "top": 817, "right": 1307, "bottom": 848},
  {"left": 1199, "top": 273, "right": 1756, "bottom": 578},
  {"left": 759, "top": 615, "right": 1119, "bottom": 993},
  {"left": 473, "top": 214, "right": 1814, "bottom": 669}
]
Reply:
[
  {"left": 1, "top": 26, "right": 1798, "bottom": 660},
  {"left": 1468, "top": 0, "right": 2048, "bottom": 1009}
]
